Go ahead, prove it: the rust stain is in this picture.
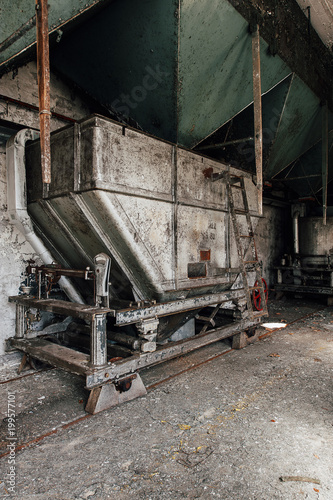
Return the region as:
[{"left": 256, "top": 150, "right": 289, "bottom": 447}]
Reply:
[
  {"left": 200, "top": 250, "right": 211, "bottom": 262},
  {"left": 203, "top": 167, "right": 213, "bottom": 179}
]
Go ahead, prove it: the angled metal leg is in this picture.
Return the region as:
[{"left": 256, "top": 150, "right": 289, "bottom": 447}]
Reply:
[
  {"left": 85, "top": 374, "right": 147, "bottom": 414},
  {"left": 232, "top": 328, "right": 259, "bottom": 349}
]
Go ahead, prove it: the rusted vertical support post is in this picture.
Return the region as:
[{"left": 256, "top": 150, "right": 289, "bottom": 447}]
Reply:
[
  {"left": 36, "top": 0, "right": 51, "bottom": 191},
  {"left": 252, "top": 25, "right": 263, "bottom": 216},
  {"left": 322, "top": 102, "right": 328, "bottom": 226}
]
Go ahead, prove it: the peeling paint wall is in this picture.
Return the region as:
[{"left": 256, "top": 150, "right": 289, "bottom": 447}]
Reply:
[{"left": 0, "top": 62, "right": 90, "bottom": 357}]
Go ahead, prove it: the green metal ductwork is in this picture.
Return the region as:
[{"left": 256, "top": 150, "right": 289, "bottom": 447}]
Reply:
[
  {"left": 0, "top": 0, "right": 110, "bottom": 67},
  {"left": 1, "top": 0, "right": 332, "bottom": 200}
]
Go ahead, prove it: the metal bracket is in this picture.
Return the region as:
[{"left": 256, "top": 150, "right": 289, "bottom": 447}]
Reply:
[
  {"left": 94, "top": 253, "right": 111, "bottom": 307},
  {"left": 136, "top": 318, "right": 159, "bottom": 353},
  {"left": 85, "top": 373, "right": 147, "bottom": 414},
  {"left": 232, "top": 328, "right": 259, "bottom": 349}
]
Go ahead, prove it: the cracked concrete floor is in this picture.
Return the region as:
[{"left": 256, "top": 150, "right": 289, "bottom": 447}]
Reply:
[{"left": 0, "top": 297, "right": 332, "bottom": 499}]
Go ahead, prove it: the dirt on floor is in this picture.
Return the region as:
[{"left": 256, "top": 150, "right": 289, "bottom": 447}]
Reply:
[{"left": 0, "top": 296, "right": 332, "bottom": 499}]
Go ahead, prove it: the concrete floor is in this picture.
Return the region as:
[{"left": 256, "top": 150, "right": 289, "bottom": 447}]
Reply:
[{"left": 0, "top": 296, "right": 332, "bottom": 499}]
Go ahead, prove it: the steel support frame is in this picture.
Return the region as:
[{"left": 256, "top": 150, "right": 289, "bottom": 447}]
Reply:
[
  {"left": 114, "top": 288, "right": 246, "bottom": 326},
  {"left": 86, "top": 315, "right": 262, "bottom": 389},
  {"left": 9, "top": 294, "right": 262, "bottom": 412},
  {"left": 10, "top": 295, "right": 109, "bottom": 371}
]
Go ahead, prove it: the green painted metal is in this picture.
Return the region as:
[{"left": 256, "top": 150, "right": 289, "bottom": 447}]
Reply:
[
  {"left": 193, "top": 73, "right": 294, "bottom": 170},
  {"left": 274, "top": 129, "right": 333, "bottom": 199},
  {"left": 265, "top": 75, "right": 322, "bottom": 179},
  {"left": 51, "top": 0, "right": 179, "bottom": 143},
  {"left": 177, "top": 0, "right": 291, "bottom": 148},
  {"left": 1, "top": 0, "right": 331, "bottom": 192},
  {"left": 262, "top": 75, "right": 294, "bottom": 169},
  {"left": 279, "top": 131, "right": 333, "bottom": 201},
  {"left": 0, "top": 0, "right": 110, "bottom": 67}
]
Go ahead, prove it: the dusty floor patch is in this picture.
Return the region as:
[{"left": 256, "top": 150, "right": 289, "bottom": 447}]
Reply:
[{"left": 0, "top": 296, "right": 332, "bottom": 499}]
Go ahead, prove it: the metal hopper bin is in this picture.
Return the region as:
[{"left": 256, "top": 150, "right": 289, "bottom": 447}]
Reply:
[{"left": 7, "top": 115, "right": 267, "bottom": 413}]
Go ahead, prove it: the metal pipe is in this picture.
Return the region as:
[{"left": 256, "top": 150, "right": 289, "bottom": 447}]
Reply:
[
  {"left": 322, "top": 102, "right": 328, "bottom": 225},
  {"left": 293, "top": 211, "right": 300, "bottom": 255},
  {"left": 197, "top": 137, "right": 254, "bottom": 151},
  {"left": 6, "top": 128, "right": 84, "bottom": 304},
  {"left": 36, "top": 0, "right": 51, "bottom": 187},
  {"left": 108, "top": 332, "right": 141, "bottom": 351},
  {"left": 252, "top": 24, "right": 263, "bottom": 216}
]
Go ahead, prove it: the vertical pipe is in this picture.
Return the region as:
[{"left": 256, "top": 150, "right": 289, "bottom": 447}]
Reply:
[
  {"left": 292, "top": 211, "right": 300, "bottom": 255},
  {"left": 322, "top": 102, "right": 328, "bottom": 226},
  {"left": 36, "top": 0, "right": 51, "bottom": 188},
  {"left": 252, "top": 25, "right": 263, "bottom": 216}
]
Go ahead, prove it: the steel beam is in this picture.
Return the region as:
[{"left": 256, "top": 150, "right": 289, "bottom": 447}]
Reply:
[
  {"left": 115, "top": 289, "right": 246, "bottom": 326},
  {"left": 86, "top": 316, "right": 262, "bottom": 388}
]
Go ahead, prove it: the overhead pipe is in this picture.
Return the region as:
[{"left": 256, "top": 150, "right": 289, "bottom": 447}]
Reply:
[
  {"left": 197, "top": 137, "right": 254, "bottom": 151},
  {"left": 6, "top": 128, "right": 84, "bottom": 304}
]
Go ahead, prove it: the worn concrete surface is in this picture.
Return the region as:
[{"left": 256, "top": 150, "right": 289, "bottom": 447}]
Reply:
[{"left": 0, "top": 296, "right": 332, "bottom": 499}]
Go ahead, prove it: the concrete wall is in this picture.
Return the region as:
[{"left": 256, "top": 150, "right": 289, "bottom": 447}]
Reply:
[
  {"left": 0, "top": 62, "right": 90, "bottom": 357},
  {"left": 255, "top": 204, "right": 290, "bottom": 289}
]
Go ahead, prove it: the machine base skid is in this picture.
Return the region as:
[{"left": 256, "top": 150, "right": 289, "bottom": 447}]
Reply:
[
  {"left": 8, "top": 306, "right": 263, "bottom": 412},
  {"left": 86, "top": 375, "right": 147, "bottom": 414},
  {"left": 232, "top": 328, "right": 259, "bottom": 349}
]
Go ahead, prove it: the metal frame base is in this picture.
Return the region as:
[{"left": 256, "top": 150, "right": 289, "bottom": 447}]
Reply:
[
  {"left": 8, "top": 295, "right": 264, "bottom": 412},
  {"left": 232, "top": 328, "right": 259, "bottom": 349},
  {"left": 85, "top": 374, "right": 147, "bottom": 414}
]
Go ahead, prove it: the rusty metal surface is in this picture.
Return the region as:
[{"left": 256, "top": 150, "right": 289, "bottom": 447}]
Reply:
[
  {"left": 85, "top": 374, "right": 147, "bottom": 414},
  {"left": 86, "top": 316, "right": 262, "bottom": 388},
  {"left": 36, "top": 0, "right": 51, "bottom": 186},
  {"left": 114, "top": 289, "right": 246, "bottom": 326},
  {"left": 25, "top": 115, "right": 261, "bottom": 304},
  {"left": 252, "top": 25, "right": 263, "bottom": 215},
  {"left": 299, "top": 217, "right": 333, "bottom": 256},
  {"left": 8, "top": 296, "right": 111, "bottom": 320},
  {"left": 232, "top": 0, "right": 333, "bottom": 111},
  {"left": 9, "top": 337, "right": 89, "bottom": 376}
]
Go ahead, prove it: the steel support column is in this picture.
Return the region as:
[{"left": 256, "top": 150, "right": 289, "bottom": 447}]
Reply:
[
  {"left": 36, "top": 0, "right": 51, "bottom": 189},
  {"left": 252, "top": 25, "right": 263, "bottom": 216},
  {"left": 322, "top": 102, "right": 328, "bottom": 225}
]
